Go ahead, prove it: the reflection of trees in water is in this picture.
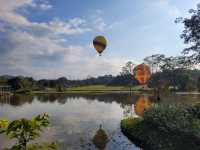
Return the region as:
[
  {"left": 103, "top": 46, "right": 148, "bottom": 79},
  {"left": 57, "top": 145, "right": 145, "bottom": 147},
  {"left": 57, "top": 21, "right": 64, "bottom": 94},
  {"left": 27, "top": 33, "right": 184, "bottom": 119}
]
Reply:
[
  {"left": 0, "top": 93, "right": 155, "bottom": 109},
  {"left": 36, "top": 93, "right": 138, "bottom": 105},
  {"left": 1, "top": 93, "right": 135, "bottom": 106},
  {"left": 36, "top": 94, "right": 67, "bottom": 104},
  {"left": 92, "top": 125, "right": 109, "bottom": 150},
  {"left": 0, "top": 94, "right": 34, "bottom": 106}
]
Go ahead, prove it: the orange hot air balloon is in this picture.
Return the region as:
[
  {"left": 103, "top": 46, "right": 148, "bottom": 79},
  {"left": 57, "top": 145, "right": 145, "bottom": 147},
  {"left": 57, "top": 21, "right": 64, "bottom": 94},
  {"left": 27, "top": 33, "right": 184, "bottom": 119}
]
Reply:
[
  {"left": 93, "top": 36, "right": 107, "bottom": 56},
  {"left": 134, "top": 96, "right": 152, "bottom": 117},
  {"left": 134, "top": 63, "right": 151, "bottom": 85}
]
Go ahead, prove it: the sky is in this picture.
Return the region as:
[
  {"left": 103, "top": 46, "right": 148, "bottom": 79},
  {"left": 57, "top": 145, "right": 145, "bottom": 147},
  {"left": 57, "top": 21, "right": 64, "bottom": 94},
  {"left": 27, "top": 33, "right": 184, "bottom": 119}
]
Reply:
[{"left": 0, "top": 0, "right": 199, "bottom": 79}]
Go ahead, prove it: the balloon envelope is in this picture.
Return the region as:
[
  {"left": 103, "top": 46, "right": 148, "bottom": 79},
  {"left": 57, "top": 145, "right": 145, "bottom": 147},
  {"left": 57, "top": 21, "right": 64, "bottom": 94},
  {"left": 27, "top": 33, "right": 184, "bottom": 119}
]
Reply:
[
  {"left": 93, "top": 36, "right": 107, "bottom": 55},
  {"left": 134, "top": 63, "right": 151, "bottom": 85}
]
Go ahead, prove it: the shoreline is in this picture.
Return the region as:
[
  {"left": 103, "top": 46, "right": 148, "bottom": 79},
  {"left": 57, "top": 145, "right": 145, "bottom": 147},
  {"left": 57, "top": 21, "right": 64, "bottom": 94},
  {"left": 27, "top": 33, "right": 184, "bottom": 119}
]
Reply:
[
  {"left": 32, "top": 90, "right": 147, "bottom": 94},
  {"left": 20, "top": 90, "right": 200, "bottom": 95},
  {"left": 175, "top": 92, "right": 200, "bottom": 95}
]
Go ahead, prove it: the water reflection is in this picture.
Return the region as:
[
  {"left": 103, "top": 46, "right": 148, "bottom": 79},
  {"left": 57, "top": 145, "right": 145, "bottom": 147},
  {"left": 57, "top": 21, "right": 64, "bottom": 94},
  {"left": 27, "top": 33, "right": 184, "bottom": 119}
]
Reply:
[
  {"left": 1, "top": 93, "right": 199, "bottom": 107},
  {"left": 0, "top": 94, "right": 34, "bottom": 106},
  {"left": 93, "top": 125, "right": 109, "bottom": 150},
  {"left": 0, "top": 94, "right": 140, "bottom": 150},
  {"left": 1, "top": 93, "right": 200, "bottom": 150},
  {"left": 134, "top": 96, "right": 153, "bottom": 117},
  {"left": 122, "top": 95, "right": 153, "bottom": 118},
  {"left": 0, "top": 93, "right": 137, "bottom": 107}
]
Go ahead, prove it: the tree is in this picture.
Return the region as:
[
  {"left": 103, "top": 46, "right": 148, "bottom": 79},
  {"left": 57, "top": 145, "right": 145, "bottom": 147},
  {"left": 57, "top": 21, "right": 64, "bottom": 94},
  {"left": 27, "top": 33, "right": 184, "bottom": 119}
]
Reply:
[
  {"left": 56, "top": 85, "right": 64, "bottom": 92},
  {"left": 121, "top": 61, "right": 135, "bottom": 75},
  {"left": 8, "top": 77, "right": 24, "bottom": 90},
  {"left": 158, "top": 56, "right": 191, "bottom": 90},
  {"left": 176, "top": 4, "right": 200, "bottom": 65},
  {"left": 120, "top": 61, "right": 138, "bottom": 90},
  {"left": 174, "top": 72, "right": 193, "bottom": 91},
  {"left": 197, "top": 77, "right": 200, "bottom": 91},
  {"left": 8, "top": 77, "right": 36, "bottom": 91},
  {"left": 144, "top": 54, "right": 165, "bottom": 73}
]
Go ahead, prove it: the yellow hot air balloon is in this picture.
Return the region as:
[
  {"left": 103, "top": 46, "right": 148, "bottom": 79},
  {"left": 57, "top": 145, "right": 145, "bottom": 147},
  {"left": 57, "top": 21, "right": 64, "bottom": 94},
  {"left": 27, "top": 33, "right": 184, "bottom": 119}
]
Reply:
[
  {"left": 134, "top": 63, "right": 151, "bottom": 85},
  {"left": 93, "top": 36, "right": 107, "bottom": 56}
]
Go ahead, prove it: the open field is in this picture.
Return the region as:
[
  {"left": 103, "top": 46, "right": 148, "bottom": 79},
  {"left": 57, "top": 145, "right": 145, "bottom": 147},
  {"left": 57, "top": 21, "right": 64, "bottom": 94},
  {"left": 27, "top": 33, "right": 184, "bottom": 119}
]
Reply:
[
  {"left": 67, "top": 85, "right": 138, "bottom": 91},
  {"left": 32, "top": 85, "right": 152, "bottom": 94}
]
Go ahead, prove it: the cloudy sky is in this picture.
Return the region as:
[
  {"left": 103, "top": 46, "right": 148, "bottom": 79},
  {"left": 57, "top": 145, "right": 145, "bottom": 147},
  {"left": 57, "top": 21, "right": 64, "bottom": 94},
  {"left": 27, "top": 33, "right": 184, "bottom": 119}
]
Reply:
[{"left": 0, "top": 0, "right": 199, "bottom": 79}]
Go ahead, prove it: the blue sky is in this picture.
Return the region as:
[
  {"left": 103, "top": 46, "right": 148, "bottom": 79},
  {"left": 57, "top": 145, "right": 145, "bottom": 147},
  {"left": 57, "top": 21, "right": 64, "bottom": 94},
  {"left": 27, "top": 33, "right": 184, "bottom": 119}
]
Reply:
[{"left": 0, "top": 0, "right": 199, "bottom": 79}]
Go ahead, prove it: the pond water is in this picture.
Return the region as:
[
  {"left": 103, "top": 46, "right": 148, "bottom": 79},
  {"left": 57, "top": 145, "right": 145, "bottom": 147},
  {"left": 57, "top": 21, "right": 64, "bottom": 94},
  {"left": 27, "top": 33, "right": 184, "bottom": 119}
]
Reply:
[{"left": 0, "top": 93, "right": 199, "bottom": 150}]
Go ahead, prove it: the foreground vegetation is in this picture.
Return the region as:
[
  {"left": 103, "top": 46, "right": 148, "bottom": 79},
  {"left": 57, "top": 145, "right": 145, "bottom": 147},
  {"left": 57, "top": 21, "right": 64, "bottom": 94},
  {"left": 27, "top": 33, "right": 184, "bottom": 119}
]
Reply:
[
  {"left": 0, "top": 113, "right": 57, "bottom": 150},
  {"left": 121, "top": 103, "right": 200, "bottom": 150}
]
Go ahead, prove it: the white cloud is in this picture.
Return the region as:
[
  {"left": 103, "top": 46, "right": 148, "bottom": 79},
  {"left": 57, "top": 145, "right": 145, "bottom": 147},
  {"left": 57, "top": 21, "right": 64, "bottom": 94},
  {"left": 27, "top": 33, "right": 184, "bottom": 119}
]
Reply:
[
  {"left": 0, "top": 30, "right": 125, "bottom": 79},
  {"left": 151, "top": 0, "right": 181, "bottom": 17},
  {"left": 0, "top": 0, "right": 53, "bottom": 26},
  {"left": 2, "top": 33, "right": 126, "bottom": 79},
  {"left": 37, "top": 3, "right": 52, "bottom": 10},
  {"left": 0, "top": 0, "right": 90, "bottom": 35},
  {"left": 48, "top": 18, "right": 91, "bottom": 35},
  {"left": 0, "top": 35, "right": 109, "bottom": 80},
  {"left": 0, "top": 0, "right": 32, "bottom": 26},
  {"left": 29, "top": 0, "right": 53, "bottom": 10},
  {"left": 0, "top": 0, "right": 117, "bottom": 79},
  {"left": 93, "top": 17, "right": 107, "bottom": 32},
  {"left": 89, "top": 9, "right": 109, "bottom": 32}
]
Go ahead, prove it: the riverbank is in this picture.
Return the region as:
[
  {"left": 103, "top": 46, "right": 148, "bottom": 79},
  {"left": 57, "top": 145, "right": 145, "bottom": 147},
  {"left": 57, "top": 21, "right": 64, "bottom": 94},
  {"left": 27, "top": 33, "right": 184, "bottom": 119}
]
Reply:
[
  {"left": 175, "top": 92, "right": 200, "bottom": 95},
  {"left": 8, "top": 84, "right": 200, "bottom": 95},
  {"left": 121, "top": 104, "right": 200, "bottom": 150}
]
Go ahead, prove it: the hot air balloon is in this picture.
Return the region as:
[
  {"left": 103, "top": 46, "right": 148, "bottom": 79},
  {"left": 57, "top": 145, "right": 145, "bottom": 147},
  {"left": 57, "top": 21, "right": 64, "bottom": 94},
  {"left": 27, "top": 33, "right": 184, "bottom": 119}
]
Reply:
[
  {"left": 133, "top": 63, "right": 151, "bottom": 85},
  {"left": 93, "top": 36, "right": 107, "bottom": 56}
]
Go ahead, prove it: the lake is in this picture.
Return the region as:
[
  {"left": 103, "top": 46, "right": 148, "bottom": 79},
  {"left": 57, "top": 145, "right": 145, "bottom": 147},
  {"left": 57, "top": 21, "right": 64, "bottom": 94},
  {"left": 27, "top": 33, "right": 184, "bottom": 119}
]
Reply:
[{"left": 0, "top": 93, "right": 199, "bottom": 150}]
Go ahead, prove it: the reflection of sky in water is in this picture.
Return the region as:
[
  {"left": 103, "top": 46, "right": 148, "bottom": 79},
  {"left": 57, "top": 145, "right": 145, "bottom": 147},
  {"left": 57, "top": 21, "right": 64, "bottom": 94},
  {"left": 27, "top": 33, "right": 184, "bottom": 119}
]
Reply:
[
  {"left": 1, "top": 93, "right": 199, "bottom": 149},
  {"left": 0, "top": 95, "right": 140, "bottom": 150}
]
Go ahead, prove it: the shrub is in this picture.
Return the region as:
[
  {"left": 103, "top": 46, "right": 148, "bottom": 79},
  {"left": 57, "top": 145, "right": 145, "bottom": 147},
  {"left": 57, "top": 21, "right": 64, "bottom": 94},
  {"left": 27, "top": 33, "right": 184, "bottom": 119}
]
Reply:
[
  {"left": 144, "top": 104, "right": 200, "bottom": 137},
  {"left": 0, "top": 113, "right": 55, "bottom": 150},
  {"left": 121, "top": 103, "right": 200, "bottom": 150}
]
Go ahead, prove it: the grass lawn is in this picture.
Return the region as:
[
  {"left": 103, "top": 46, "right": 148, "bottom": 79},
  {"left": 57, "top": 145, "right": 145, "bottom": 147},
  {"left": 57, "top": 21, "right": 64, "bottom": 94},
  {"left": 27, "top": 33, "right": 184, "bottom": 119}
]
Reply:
[
  {"left": 32, "top": 85, "right": 152, "bottom": 94},
  {"left": 66, "top": 85, "right": 144, "bottom": 91}
]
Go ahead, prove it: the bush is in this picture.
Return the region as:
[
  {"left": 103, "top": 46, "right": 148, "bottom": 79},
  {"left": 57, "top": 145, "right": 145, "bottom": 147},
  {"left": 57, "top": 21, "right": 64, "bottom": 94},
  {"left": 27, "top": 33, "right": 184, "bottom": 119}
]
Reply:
[
  {"left": 121, "top": 103, "right": 200, "bottom": 150},
  {"left": 0, "top": 113, "right": 57, "bottom": 150},
  {"left": 144, "top": 104, "right": 200, "bottom": 136}
]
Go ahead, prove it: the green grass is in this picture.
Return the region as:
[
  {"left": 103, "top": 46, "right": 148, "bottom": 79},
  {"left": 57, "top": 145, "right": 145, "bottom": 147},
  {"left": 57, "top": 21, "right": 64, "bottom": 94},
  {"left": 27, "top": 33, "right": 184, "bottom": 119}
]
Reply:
[
  {"left": 67, "top": 85, "right": 127, "bottom": 91},
  {"left": 66, "top": 85, "right": 148, "bottom": 91},
  {"left": 32, "top": 85, "right": 152, "bottom": 94}
]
